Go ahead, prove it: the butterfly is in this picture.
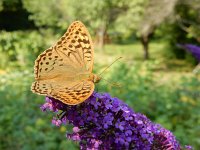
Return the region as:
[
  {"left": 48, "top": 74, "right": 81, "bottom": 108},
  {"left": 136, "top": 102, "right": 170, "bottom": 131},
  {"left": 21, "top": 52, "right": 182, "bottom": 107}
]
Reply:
[{"left": 31, "top": 21, "right": 101, "bottom": 105}]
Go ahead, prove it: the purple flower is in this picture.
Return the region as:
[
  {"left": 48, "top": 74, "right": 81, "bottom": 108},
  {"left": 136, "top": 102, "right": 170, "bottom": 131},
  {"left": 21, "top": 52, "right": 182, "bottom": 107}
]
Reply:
[
  {"left": 87, "top": 111, "right": 99, "bottom": 122},
  {"left": 90, "top": 139, "right": 102, "bottom": 149},
  {"left": 89, "top": 96, "right": 101, "bottom": 109},
  {"left": 67, "top": 133, "right": 81, "bottom": 141},
  {"left": 115, "top": 120, "right": 126, "bottom": 131},
  {"left": 122, "top": 110, "right": 133, "bottom": 121},
  {"left": 40, "top": 97, "right": 55, "bottom": 112},
  {"left": 125, "top": 130, "right": 132, "bottom": 136},
  {"left": 152, "top": 127, "right": 181, "bottom": 150},
  {"left": 178, "top": 44, "right": 200, "bottom": 62},
  {"left": 102, "top": 112, "right": 114, "bottom": 129},
  {"left": 52, "top": 117, "right": 62, "bottom": 127},
  {"left": 40, "top": 92, "right": 192, "bottom": 149},
  {"left": 185, "top": 145, "right": 193, "bottom": 150},
  {"left": 115, "top": 132, "right": 125, "bottom": 144},
  {"left": 111, "top": 98, "right": 122, "bottom": 112},
  {"left": 73, "top": 127, "right": 80, "bottom": 133}
]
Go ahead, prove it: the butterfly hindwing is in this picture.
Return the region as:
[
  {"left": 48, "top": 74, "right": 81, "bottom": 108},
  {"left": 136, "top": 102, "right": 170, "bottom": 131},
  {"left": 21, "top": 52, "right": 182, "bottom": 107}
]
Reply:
[
  {"left": 51, "top": 80, "right": 94, "bottom": 105},
  {"left": 32, "top": 80, "right": 94, "bottom": 105},
  {"left": 31, "top": 81, "right": 52, "bottom": 95}
]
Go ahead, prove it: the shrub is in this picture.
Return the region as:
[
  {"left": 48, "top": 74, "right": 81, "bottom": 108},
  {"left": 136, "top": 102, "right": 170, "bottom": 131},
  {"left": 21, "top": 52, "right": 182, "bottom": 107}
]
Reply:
[{"left": 0, "top": 31, "right": 47, "bottom": 69}]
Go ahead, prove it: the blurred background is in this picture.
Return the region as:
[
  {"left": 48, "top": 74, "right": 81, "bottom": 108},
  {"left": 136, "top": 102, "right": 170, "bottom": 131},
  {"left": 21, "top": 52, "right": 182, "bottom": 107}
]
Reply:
[{"left": 0, "top": 0, "right": 200, "bottom": 149}]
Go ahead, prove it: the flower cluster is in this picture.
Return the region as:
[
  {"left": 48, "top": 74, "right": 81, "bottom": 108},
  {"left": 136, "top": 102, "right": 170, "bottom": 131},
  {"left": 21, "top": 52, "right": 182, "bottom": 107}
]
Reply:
[
  {"left": 41, "top": 92, "right": 192, "bottom": 150},
  {"left": 178, "top": 44, "right": 200, "bottom": 62}
]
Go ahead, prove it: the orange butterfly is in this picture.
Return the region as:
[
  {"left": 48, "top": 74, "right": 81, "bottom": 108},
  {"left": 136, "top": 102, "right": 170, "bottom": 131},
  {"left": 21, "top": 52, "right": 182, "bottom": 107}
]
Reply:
[{"left": 31, "top": 21, "right": 101, "bottom": 105}]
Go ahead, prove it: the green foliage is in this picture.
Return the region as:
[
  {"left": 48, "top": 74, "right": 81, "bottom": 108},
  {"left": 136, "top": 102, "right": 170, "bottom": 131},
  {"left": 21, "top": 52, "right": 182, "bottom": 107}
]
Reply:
[
  {"left": 0, "top": 31, "right": 47, "bottom": 69},
  {"left": 0, "top": 0, "right": 22, "bottom": 11},
  {"left": 0, "top": 70, "right": 78, "bottom": 150},
  {"left": 0, "top": 1, "right": 3, "bottom": 11},
  {"left": 22, "top": 0, "right": 69, "bottom": 28},
  {"left": 22, "top": 0, "right": 147, "bottom": 40},
  {"left": 112, "top": 0, "right": 147, "bottom": 38},
  {"left": 176, "top": 0, "right": 200, "bottom": 41}
]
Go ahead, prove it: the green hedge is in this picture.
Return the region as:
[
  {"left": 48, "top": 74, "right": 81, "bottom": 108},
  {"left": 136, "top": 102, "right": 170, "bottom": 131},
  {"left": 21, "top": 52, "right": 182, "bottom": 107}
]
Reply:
[{"left": 0, "top": 31, "right": 47, "bottom": 70}]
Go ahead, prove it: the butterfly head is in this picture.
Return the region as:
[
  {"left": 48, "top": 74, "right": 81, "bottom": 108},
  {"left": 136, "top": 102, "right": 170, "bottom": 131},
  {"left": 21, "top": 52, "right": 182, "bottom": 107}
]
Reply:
[{"left": 89, "top": 74, "right": 101, "bottom": 83}]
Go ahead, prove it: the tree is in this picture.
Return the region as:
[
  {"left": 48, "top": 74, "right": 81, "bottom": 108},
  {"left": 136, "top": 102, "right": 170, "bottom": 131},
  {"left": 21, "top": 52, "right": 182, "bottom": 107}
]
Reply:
[
  {"left": 138, "top": 0, "right": 178, "bottom": 59},
  {"left": 66, "top": 0, "right": 132, "bottom": 50},
  {"left": 112, "top": 0, "right": 147, "bottom": 38},
  {"left": 22, "top": 0, "right": 71, "bottom": 28},
  {"left": 175, "top": 0, "right": 200, "bottom": 42},
  {"left": 22, "top": 0, "right": 128, "bottom": 49},
  {"left": 22, "top": 0, "right": 147, "bottom": 50}
]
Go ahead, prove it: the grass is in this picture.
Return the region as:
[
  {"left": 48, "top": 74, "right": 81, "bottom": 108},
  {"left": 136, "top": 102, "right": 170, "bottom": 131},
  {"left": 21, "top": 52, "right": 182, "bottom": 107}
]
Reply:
[{"left": 95, "top": 41, "right": 196, "bottom": 82}]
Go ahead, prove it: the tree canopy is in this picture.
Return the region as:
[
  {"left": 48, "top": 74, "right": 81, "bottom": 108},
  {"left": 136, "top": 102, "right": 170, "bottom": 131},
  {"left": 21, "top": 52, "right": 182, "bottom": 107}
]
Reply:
[{"left": 0, "top": 0, "right": 199, "bottom": 59}]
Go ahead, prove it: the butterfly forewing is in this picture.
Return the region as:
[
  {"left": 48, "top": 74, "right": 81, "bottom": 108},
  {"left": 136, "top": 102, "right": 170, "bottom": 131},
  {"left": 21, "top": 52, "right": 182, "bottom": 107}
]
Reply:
[
  {"left": 31, "top": 21, "right": 95, "bottom": 105},
  {"left": 55, "top": 21, "right": 94, "bottom": 72}
]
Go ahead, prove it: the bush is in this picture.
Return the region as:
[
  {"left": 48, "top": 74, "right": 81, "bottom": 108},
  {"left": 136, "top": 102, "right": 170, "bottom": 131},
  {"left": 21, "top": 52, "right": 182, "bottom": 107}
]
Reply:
[
  {"left": 0, "top": 31, "right": 47, "bottom": 70},
  {"left": 0, "top": 70, "right": 77, "bottom": 150}
]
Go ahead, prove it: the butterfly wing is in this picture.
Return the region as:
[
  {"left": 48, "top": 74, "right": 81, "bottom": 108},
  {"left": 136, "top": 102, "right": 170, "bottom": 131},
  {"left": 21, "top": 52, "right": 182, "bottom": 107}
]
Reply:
[
  {"left": 55, "top": 21, "right": 94, "bottom": 72},
  {"left": 34, "top": 21, "right": 94, "bottom": 80},
  {"left": 32, "top": 80, "right": 94, "bottom": 105},
  {"left": 32, "top": 21, "right": 95, "bottom": 105}
]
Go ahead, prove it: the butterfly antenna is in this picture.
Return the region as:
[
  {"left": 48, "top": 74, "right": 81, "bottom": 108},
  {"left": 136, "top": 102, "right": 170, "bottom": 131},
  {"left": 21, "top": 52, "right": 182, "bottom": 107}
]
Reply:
[
  {"left": 101, "top": 78, "right": 122, "bottom": 88},
  {"left": 98, "top": 57, "right": 122, "bottom": 76}
]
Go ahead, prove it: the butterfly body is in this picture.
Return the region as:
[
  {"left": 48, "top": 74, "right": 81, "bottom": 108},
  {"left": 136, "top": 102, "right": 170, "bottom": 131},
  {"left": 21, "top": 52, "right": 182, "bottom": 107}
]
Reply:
[
  {"left": 31, "top": 21, "right": 99, "bottom": 105},
  {"left": 89, "top": 74, "right": 101, "bottom": 83}
]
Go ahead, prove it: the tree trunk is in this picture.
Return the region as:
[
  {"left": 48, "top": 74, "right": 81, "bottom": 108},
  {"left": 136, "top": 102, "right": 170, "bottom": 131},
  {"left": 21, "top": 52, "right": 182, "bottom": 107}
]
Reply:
[
  {"left": 96, "top": 25, "right": 106, "bottom": 50},
  {"left": 141, "top": 35, "right": 149, "bottom": 60},
  {"left": 98, "top": 28, "right": 104, "bottom": 50}
]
